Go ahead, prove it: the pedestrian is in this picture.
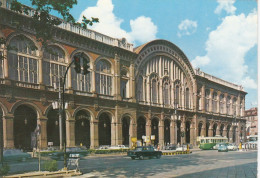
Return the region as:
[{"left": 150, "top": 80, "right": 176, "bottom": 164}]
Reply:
[{"left": 157, "top": 144, "right": 160, "bottom": 151}]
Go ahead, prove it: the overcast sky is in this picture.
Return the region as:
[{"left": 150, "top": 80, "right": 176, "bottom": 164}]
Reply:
[{"left": 21, "top": 0, "right": 258, "bottom": 109}]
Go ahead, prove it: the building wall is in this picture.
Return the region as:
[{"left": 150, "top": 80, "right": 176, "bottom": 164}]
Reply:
[
  {"left": 0, "top": 5, "right": 247, "bottom": 150},
  {"left": 244, "top": 108, "right": 258, "bottom": 136}
]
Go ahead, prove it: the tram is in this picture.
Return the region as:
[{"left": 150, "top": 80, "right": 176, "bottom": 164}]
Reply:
[{"left": 197, "top": 136, "right": 228, "bottom": 150}]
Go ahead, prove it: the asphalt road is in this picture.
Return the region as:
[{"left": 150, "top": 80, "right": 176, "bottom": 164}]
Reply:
[
  {"left": 77, "top": 150, "right": 257, "bottom": 178},
  {"left": 8, "top": 150, "right": 257, "bottom": 178}
]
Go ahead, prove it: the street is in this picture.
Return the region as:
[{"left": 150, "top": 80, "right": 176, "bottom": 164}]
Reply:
[{"left": 8, "top": 150, "right": 257, "bottom": 178}]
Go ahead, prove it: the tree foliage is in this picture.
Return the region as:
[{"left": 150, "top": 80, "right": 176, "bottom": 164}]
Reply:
[{"left": 0, "top": 0, "right": 99, "bottom": 55}]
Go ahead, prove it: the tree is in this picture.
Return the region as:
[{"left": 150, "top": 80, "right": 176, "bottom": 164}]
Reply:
[{"left": 0, "top": 0, "right": 99, "bottom": 54}]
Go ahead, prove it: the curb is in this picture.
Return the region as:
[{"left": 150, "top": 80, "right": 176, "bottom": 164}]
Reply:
[
  {"left": 4, "top": 170, "right": 82, "bottom": 178},
  {"left": 162, "top": 151, "right": 192, "bottom": 155}
]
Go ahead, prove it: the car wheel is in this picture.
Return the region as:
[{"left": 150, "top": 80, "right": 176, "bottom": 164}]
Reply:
[
  {"left": 139, "top": 155, "right": 144, "bottom": 160},
  {"left": 156, "top": 155, "right": 161, "bottom": 159},
  {"left": 131, "top": 157, "right": 135, "bottom": 160}
]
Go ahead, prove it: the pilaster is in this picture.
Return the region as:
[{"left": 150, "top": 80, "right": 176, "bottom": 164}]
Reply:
[
  {"left": 3, "top": 115, "right": 14, "bottom": 148},
  {"left": 38, "top": 117, "right": 48, "bottom": 149},
  {"left": 66, "top": 119, "right": 75, "bottom": 147},
  {"left": 201, "top": 85, "right": 205, "bottom": 112},
  {"left": 90, "top": 121, "right": 99, "bottom": 148}
]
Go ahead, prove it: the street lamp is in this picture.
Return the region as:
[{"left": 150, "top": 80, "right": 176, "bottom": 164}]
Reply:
[{"left": 52, "top": 80, "right": 68, "bottom": 150}]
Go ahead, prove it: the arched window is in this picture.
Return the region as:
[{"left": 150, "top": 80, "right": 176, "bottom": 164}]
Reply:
[
  {"left": 205, "top": 89, "right": 210, "bottom": 112},
  {"left": 220, "top": 94, "right": 224, "bottom": 114},
  {"left": 212, "top": 92, "right": 217, "bottom": 113},
  {"left": 163, "top": 78, "right": 170, "bottom": 106},
  {"left": 174, "top": 85, "right": 180, "bottom": 106},
  {"left": 43, "top": 45, "right": 66, "bottom": 87},
  {"left": 227, "top": 96, "right": 231, "bottom": 115},
  {"left": 137, "top": 75, "right": 143, "bottom": 102},
  {"left": 185, "top": 88, "right": 190, "bottom": 109},
  {"left": 95, "top": 59, "right": 112, "bottom": 95},
  {"left": 8, "top": 35, "right": 39, "bottom": 83},
  {"left": 71, "top": 53, "right": 91, "bottom": 92},
  {"left": 232, "top": 97, "right": 237, "bottom": 116},
  {"left": 0, "top": 49, "right": 3, "bottom": 78},
  {"left": 120, "top": 69, "right": 129, "bottom": 99},
  {"left": 150, "top": 74, "right": 159, "bottom": 103}
]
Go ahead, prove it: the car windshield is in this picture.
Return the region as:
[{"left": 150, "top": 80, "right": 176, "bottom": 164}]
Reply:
[{"left": 136, "top": 147, "right": 143, "bottom": 151}]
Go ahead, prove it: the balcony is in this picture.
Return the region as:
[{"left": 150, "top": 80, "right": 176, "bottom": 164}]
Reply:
[
  {"left": 0, "top": 2, "right": 134, "bottom": 52},
  {"left": 194, "top": 69, "right": 244, "bottom": 91}
]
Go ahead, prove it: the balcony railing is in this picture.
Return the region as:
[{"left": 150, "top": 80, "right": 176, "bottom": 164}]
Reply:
[
  {"left": 0, "top": 1, "right": 133, "bottom": 51},
  {"left": 194, "top": 69, "right": 244, "bottom": 91}
]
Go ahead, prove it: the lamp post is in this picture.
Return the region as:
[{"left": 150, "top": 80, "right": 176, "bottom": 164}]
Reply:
[{"left": 52, "top": 79, "right": 63, "bottom": 150}]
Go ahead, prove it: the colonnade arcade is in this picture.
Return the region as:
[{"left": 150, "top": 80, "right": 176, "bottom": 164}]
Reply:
[{"left": 197, "top": 120, "right": 246, "bottom": 143}]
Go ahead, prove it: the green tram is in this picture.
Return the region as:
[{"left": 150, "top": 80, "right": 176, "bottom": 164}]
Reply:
[{"left": 197, "top": 136, "right": 228, "bottom": 150}]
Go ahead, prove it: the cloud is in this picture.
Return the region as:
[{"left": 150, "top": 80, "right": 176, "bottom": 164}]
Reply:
[
  {"left": 215, "top": 0, "right": 236, "bottom": 15},
  {"left": 177, "top": 19, "right": 197, "bottom": 37},
  {"left": 78, "top": 0, "right": 157, "bottom": 44},
  {"left": 191, "top": 11, "right": 257, "bottom": 89}
]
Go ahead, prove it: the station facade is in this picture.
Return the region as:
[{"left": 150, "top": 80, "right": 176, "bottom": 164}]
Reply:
[{"left": 0, "top": 1, "right": 247, "bottom": 150}]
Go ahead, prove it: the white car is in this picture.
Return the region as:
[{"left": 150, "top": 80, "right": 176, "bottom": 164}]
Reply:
[
  {"left": 227, "top": 143, "right": 238, "bottom": 151},
  {"left": 176, "top": 145, "right": 187, "bottom": 151}
]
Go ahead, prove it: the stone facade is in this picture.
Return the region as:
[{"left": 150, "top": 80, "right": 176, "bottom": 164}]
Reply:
[
  {"left": 0, "top": 1, "right": 247, "bottom": 150},
  {"left": 244, "top": 107, "right": 258, "bottom": 136}
]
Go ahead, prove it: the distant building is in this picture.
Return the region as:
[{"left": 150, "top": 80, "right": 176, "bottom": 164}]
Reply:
[{"left": 244, "top": 108, "right": 258, "bottom": 136}]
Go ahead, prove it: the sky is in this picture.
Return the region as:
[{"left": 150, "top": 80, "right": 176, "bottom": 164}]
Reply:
[{"left": 20, "top": 0, "right": 258, "bottom": 109}]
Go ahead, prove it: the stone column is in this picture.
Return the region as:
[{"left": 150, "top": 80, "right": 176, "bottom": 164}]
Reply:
[
  {"left": 67, "top": 68, "right": 72, "bottom": 90},
  {"left": 114, "top": 54, "right": 121, "bottom": 100},
  {"left": 170, "top": 115, "right": 176, "bottom": 144},
  {"left": 209, "top": 89, "right": 214, "bottom": 112},
  {"left": 117, "top": 123, "right": 122, "bottom": 145},
  {"left": 193, "top": 84, "right": 198, "bottom": 111},
  {"left": 66, "top": 119, "right": 75, "bottom": 147},
  {"left": 223, "top": 129, "right": 227, "bottom": 138},
  {"left": 201, "top": 85, "right": 205, "bottom": 112},
  {"left": 158, "top": 118, "right": 164, "bottom": 148},
  {"left": 3, "top": 115, "right": 14, "bottom": 148},
  {"left": 189, "top": 119, "right": 196, "bottom": 146},
  {"left": 90, "top": 121, "right": 99, "bottom": 149},
  {"left": 129, "top": 118, "right": 137, "bottom": 148},
  {"left": 229, "top": 128, "right": 233, "bottom": 142},
  {"left": 224, "top": 93, "right": 228, "bottom": 114},
  {"left": 129, "top": 63, "right": 136, "bottom": 102},
  {"left": 145, "top": 118, "right": 151, "bottom": 144},
  {"left": 216, "top": 123, "right": 220, "bottom": 136},
  {"left": 181, "top": 116, "right": 185, "bottom": 145},
  {"left": 38, "top": 51, "right": 43, "bottom": 85},
  {"left": 241, "top": 97, "right": 245, "bottom": 117},
  {"left": 159, "top": 80, "right": 163, "bottom": 105},
  {"left": 147, "top": 82, "right": 150, "bottom": 104},
  {"left": 3, "top": 47, "right": 9, "bottom": 79},
  {"left": 237, "top": 95, "right": 241, "bottom": 117},
  {"left": 91, "top": 61, "right": 96, "bottom": 93},
  {"left": 208, "top": 124, "right": 213, "bottom": 137},
  {"left": 39, "top": 117, "right": 47, "bottom": 149},
  {"left": 217, "top": 91, "right": 221, "bottom": 114}
]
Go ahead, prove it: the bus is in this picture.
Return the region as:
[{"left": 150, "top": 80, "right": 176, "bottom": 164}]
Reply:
[{"left": 197, "top": 136, "right": 228, "bottom": 150}]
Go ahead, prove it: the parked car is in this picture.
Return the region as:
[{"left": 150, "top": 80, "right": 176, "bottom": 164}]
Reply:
[
  {"left": 176, "top": 145, "right": 187, "bottom": 151},
  {"left": 213, "top": 143, "right": 225, "bottom": 150},
  {"left": 3, "top": 149, "right": 31, "bottom": 162},
  {"left": 98, "top": 145, "right": 110, "bottom": 150},
  {"left": 49, "top": 147, "right": 88, "bottom": 160},
  {"left": 227, "top": 143, "right": 238, "bottom": 151},
  {"left": 127, "top": 146, "right": 162, "bottom": 160},
  {"left": 218, "top": 143, "right": 228, "bottom": 152},
  {"left": 165, "top": 144, "right": 177, "bottom": 150},
  {"left": 109, "top": 145, "right": 128, "bottom": 149}
]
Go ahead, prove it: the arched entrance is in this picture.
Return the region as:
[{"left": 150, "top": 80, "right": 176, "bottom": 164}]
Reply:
[
  {"left": 137, "top": 117, "right": 146, "bottom": 140},
  {"left": 122, "top": 116, "right": 130, "bottom": 146},
  {"left": 198, "top": 122, "right": 203, "bottom": 136},
  {"left": 227, "top": 125, "right": 231, "bottom": 141},
  {"left": 233, "top": 127, "right": 236, "bottom": 143},
  {"left": 75, "top": 110, "right": 90, "bottom": 148},
  {"left": 185, "top": 121, "right": 190, "bottom": 143},
  {"left": 47, "top": 109, "right": 60, "bottom": 147},
  {"left": 220, "top": 124, "right": 224, "bottom": 136},
  {"left": 98, "top": 113, "right": 111, "bottom": 146},
  {"left": 206, "top": 122, "right": 210, "bottom": 137},
  {"left": 213, "top": 123, "right": 217, "bottom": 136},
  {"left": 177, "top": 120, "right": 181, "bottom": 144},
  {"left": 151, "top": 118, "right": 159, "bottom": 146},
  {"left": 164, "top": 119, "right": 170, "bottom": 145},
  {"left": 14, "top": 105, "right": 37, "bottom": 151}
]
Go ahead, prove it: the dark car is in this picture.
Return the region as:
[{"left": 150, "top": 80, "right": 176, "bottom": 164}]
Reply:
[
  {"left": 49, "top": 147, "right": 88, "bottom": 160},
  {"left": 3, "top": 149, "right": 31, "bottom": 162},
  {"left": 165, "top": 144, "right": 177, "bottom": 150},
  {"left": 127, "top": 146, "right": 162, "bottom": 160}
]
